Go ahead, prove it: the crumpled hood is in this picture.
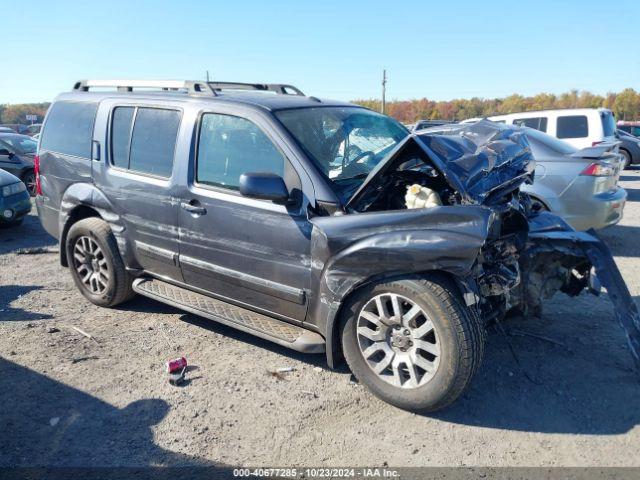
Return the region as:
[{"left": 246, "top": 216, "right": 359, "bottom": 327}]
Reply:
[
  {"left": 415, "top": 120, "right": 535, "bottom": 204},
  {"left": 347, "top": 120, "right": 536, "bottom": 208}
]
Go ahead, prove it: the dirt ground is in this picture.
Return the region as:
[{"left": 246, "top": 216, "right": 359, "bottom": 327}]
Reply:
[{"left": 1, "top": 171, "right": 640, "bottom": 469}]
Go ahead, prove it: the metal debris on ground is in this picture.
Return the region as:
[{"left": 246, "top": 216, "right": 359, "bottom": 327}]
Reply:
[
  {"left": 64, "top": 324, "right": 100, "bottom": 344},
  {"left": 276, "top": 366, "right": 295, "bottom": 373}
]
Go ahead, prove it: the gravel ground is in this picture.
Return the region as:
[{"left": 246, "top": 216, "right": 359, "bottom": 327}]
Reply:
[{"left": 1, "top": 170, "right": 640, "bottom": 469}]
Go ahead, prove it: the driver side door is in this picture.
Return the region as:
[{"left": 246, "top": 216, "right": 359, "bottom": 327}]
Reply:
[{"left": 177, "top": 110, "right": 312, "bottom": 323}]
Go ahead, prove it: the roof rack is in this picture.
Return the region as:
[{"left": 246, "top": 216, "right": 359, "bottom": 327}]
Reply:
[
  {"left": 207, "top": 82, "right": 304, "bottom": 96},
  {"left": 72, "top": 80, "right": 305, "bottom": 97}
]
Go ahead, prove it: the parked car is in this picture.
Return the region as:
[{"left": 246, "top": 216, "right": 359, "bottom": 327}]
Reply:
[
  {"left": 0, "top": 127, "right": 16, "bottom": 133},
  {"left": 35, "top": 80, "right": 638, "bottom": 412},
  {"left": 0, "top": 133, "right": 38, "bottom": 195},
  {"left": 617, "top": 121, "right": 640, "bottom": 138},
  {"left": 616, "top": 129, "right": 640, "bottom": 168},
  {"left": 23, "top": 123, "right": 42, "bottom": 137},
  {"left": 424, "top": 124, "right": 626, "bottom": 231},
  {"left": 463, "top": 108, "right": 617, "bottom": 149},
  {"left": 0, "top": 168, "right": 30, "bottom": 228},
  {"left": 0, "top": 124, "right": 28, "bottom": 134},
  {"left": 412, "top": 119, "right": 454, "bottom": 131}
]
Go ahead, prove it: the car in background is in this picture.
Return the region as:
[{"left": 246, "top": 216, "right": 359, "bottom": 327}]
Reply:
[
  {"left": 0, "top": 127, "right": 16, "bottom": 133},
  {"left": 412, "top": 119, "right": 454, "bottom": 131},
  {"left": 617, "top": 122, "right": 640, "bottom": 138},
  {"left": 616, "top": 129, "right": 640, "bottom": 168},
  {"left": 0, "top": 168, "right": 30, "bottom": 228},
  {"left": 423, "top": 123, "right": 626, "bottom": 231},
  {"left": 463, "top": 108, "right": 617, "bottom": 149},
  {"left": 23, "top": 123, "right": 42, "bottom": 137},
  {"left": 0, "top": 133, "right": 38, "bottom": 195},
  {"left": 0, "top": 124, "right": 28, "bottom": 134}
]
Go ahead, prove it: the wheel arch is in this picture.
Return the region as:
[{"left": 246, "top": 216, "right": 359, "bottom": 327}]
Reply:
[
  {"left": 58, "top": 183, "right": 129, "bottom": 268},
  {"left": 60, "top": 204, "right": 102, "bottom": 267}
]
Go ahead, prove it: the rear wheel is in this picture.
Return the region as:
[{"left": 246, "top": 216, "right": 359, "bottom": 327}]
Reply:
[
  {"left": 66, "top": 217, "right": 135, "bottom": 307},
  {"left": 341, "top": 274, "right": 485, "bottom": 412}
]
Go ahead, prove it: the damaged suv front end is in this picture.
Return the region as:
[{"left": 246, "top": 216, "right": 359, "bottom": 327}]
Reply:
[{"left": 278, "top": 110, "right": 639, "bottom": 411}]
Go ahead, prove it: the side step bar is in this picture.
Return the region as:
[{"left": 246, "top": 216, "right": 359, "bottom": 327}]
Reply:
[{"left": 132, "top": 278, "right": 325, "bottom": 354}]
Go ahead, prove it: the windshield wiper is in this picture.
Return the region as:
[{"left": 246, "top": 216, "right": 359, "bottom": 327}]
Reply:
[{"left": 334, "top": 173, "right": 369, "bottom": 182}]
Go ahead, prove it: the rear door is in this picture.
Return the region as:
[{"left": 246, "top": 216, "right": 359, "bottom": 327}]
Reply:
[
  {"left": 176, "top": 106, "right": 312, "bottom": 323},
  {"left": 91, "top": 100, "right": 184, "bottom": 281}
]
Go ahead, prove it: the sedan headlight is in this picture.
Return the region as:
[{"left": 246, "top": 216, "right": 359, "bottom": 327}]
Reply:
[{"left": 1, "top": 182, "right": 27, "bottom": 197}]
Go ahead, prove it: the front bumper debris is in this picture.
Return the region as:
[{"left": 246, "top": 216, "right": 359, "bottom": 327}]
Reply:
[{"left": 528, "top": 229, "right": 640, "bottom": 371}]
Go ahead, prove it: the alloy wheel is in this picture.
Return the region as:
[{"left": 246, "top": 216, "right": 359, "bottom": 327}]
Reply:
[
  {"left": 357, "top": 293, "right": 440, "bottom": 389},
  {"left": 72, "top": 236, "right": 110, "bottom": 295}
]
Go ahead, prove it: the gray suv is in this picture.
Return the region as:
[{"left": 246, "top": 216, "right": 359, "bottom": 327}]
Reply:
[{"left": 36, "top": 80, "right": 640, "bottom": 412}]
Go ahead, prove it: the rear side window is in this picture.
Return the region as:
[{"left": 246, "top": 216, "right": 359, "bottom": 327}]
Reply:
[
  {"left": 40, "top": 101, "right": 97, "bottom": 158},
  {"left": 196, "top": 113, "right": 285, "bottom": 190},
  {"left": 513, "top": 117, "right": 548, "bottom": 132},
  {"left": 556, "top": 115, "right": 588, "bottom": 138},
  {"left": 601, "top": 111, "right": 616, "bottom": 137},
  {"left": 110, "top": 107, "right": 181, "bottom": 178}
]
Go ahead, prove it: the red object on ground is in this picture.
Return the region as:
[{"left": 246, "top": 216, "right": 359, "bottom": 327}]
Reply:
[{"left": 166, "top": 356, "right": 187, "bottom": 373}]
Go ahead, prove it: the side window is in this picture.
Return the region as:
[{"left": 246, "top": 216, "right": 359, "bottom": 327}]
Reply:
[
  {"left": 513, "top": 117, "right": 548, "bottom": 132},
  {"left": 197, "top": 113, "right": 285, "bottom": 190},
  {"left": 109, "top": 107, "right": 181, "bottom": 178},
  {"left": 111, "top": 107, "right": 134, "bottom": 169},
  {"left": 556, "top": 115, "right": 588, "bottom": 139},
  {"left": 40, "top": 101, "right": 98, "bottom": 158}
]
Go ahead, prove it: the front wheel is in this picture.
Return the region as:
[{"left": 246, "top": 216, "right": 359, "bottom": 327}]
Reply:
[
  {"left": 66, "top": 217, "right": 135, "bottom": 307},
  {"left": 341, "top": 274, "right": 485, "bottom": 412}
]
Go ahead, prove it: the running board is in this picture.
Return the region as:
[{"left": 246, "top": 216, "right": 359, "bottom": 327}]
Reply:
[{"left": 132, "top": 278, "right": 325, "bottom": 353}]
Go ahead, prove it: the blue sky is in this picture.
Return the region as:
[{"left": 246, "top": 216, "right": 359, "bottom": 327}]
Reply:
[{"left": 3, "top": 0, "right": 639, "bottom": 104}]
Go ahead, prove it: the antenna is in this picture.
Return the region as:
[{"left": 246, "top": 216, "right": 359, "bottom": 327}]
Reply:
[{"left": 381, "top": 69, "right": 387, "bottom": 115}]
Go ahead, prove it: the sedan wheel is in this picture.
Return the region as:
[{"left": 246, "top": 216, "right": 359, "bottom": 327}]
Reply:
[{"left": 23, "top": 171, "right": 37, "bottom": 196}]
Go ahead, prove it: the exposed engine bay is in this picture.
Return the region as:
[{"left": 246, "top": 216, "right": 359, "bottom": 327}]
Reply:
[{"left": 329, "top": 121, "right": 640, "bottom": 369}]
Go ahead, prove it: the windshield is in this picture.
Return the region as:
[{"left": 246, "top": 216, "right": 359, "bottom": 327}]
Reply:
[
  {"left": 275, "top": 107, "right": 408, "bottom": 192},
  {"left": 522, "top": 127, "right": 577, "bottom": 154},
  {"left": 0, "top": 134, "right": 37, "bottom": 154}
]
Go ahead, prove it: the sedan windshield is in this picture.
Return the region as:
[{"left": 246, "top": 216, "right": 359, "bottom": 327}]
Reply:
[
  {"left": 275, "top": 107, "right": 408, "bottom": 193},
  {"left": 0, "top": 134, "right": 37, "bottom": 154}
]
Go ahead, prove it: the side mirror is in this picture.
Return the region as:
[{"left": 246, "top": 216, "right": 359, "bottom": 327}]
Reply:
[{"left": 239, "top": 172, "right": 289, "bottom": 203}]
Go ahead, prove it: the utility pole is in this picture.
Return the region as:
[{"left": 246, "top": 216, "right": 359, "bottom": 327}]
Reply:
[
  {"left": 381, "top": 69, "right": 387, "bottom": 114},
  {"left": 206, "top": 70, "right": 210, "bottom": 82}
]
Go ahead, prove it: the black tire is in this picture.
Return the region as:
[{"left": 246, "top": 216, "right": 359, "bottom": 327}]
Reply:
[
  {"left": 22, "top": 170, "right": 36, "bottom": 196},
  {"left": 620, "top": 149, "right": 632, "bottom": 169},
  {"left": 66, "top": 217, "right": 135, "bottom": 307},
  {"left": 341, "top": 274, "right": 484, "bottom": 412}
]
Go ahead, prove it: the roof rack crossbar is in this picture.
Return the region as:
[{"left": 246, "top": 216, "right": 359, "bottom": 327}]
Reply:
[
  {"left": 72, "top": 80, "right": 217, "bottom": 96},
  {"left": 207, "top": 82, "right": 305, "bottom": 96}
]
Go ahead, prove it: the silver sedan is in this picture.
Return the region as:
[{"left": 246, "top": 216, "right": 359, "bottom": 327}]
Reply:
[
  {"left": 419, "top": 124, "right": 626, "bottom": 231},
  {"left": 519, "top": 127, "right": 626, "bottom": 231}
]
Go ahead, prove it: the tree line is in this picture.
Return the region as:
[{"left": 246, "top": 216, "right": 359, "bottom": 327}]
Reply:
[
  {"left": 1, "top": 88, "right": 639, "bottom": 126},
  {"left": 354, "top": 88, "right": 640, "bottom": 124},
  {"left": 0, "top": 103, "right": 50, "bottom": 125}
]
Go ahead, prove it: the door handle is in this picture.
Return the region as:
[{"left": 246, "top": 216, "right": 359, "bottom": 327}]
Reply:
[{"left": 181, "top": 201, "right": 207, "bottom": 216}]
